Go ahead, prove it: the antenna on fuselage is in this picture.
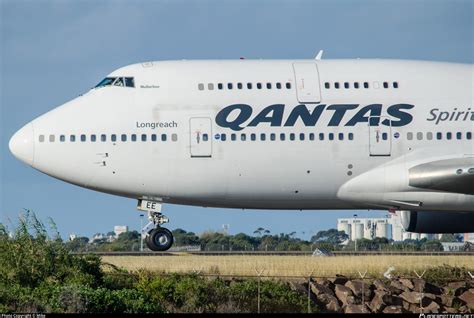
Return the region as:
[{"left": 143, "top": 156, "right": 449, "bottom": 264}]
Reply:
[{"left": 314, "top": 50, "right": 324, "bottom": 60}]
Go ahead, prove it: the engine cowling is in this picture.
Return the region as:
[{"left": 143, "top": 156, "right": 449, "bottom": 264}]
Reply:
[{"left": 399, "top": 210, "right": 474, "bottom": 233}]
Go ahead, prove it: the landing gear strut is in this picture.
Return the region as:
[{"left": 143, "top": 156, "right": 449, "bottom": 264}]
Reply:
[{"left": 138, "top": 200, "right": 174, "bottom": 251}]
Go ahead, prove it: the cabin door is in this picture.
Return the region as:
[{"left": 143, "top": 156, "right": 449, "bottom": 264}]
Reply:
[
  {"left": 189, "top": 117, "right": 212, "bottom": 158},
  {"left": 369, "top": 116, "right": 391, "bottom": 156},
  {"left": 292, "top": 62, "right": 321, "bottom": 103}
]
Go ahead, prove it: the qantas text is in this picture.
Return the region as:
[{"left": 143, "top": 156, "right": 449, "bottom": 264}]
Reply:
[{"left": 215, "top": 104, "right": 414, "bottom": 131}]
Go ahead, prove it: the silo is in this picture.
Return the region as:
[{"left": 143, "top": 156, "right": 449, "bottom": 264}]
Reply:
[
  {"left": 338, "top": 222, "right": 352, "bottom": 239},
  {"left": 375, "top": 220, "right": 388, "bottom": 239},
  {"left": 352, "top": 222, "right": 364, "bottom": 240}
]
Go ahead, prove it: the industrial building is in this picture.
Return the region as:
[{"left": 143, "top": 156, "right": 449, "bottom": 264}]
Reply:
[{"left": 337, "top": 214, "right": 438, "bottom": 242}]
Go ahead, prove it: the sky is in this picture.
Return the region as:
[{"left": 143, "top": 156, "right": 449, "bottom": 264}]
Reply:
[{"left": 1, "top": 0, "right": 472, "bottom": 240}]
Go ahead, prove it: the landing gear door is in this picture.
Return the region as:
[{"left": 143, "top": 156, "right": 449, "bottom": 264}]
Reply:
[
  {"left": 292, "top": 62, "right": 321, "bottom": 103},
  {"left": 369, "top": 116, "right": 391, "bottom": 156},
  {"left": 189, "top": 117, "right": 212, "bottom": 158}
]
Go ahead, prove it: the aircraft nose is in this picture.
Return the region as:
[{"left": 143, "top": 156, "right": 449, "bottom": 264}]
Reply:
[{"left": 9, "top": 123, "right": 35, "bottom": 166}]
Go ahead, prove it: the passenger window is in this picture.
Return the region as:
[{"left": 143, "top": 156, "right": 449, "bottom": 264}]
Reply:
[
  {"left": 203, "top": 133, "right": 209, "bottom": 142},
  {"left": 280, "top": 133, "right": 285, "bottom": 141},
  {"left": 231, "top": 133, "right": 236, "bottom": 141},
  {"left": 339, "top": 133, "right": 344, "bottom": 140},
  {"left": 329, "top": 133, "right": 334, "bottom": 140},
  {"left": 266, "top": 83, "right": 272, "bottom": 89},
  {"left": 348, "top": 133, "right": 354, "bottom": 140},
  {"left": 447, "top": 132, "right": 452, "bottom": 140},
  {"left": 251, "top": 133, "right": 256, "bottom": 141},
  {"left": 363, "top": 82, "right": 369, "bottom": 88},
  {"left": 240, "top": 134, "right": 246, "bottom": 141},
  {"left": 101, "top": 134, "right": 107, "bottom": 142},
  {"left": 382, "top": 133, "right": 388, "bottom": 140},
  {"left": 218, "top": 83, "right": 223, "bottom": 90},
  {"left": 39, "top": 135, "right": 45, "bottom": 142},
  {"left": 141, "top": 134, "right": 147, "bottom": 142},
  {"left": 70, "top": 135, "right": 76, "bottom": 142},
  {"left": 121, "top": 134, "right": 127, "bottom": 142},
  {"left": 334, "top": 82, "right": 340, "bottom": 89},
  {"left": 60, "top": 135, "right": 65, "bottom": 142},
  {"left": 125, "top": 77, "right": 135, "bottom": 87},
  {"left": 344, "top": 82, "right": 349, "bottom": 89},
  {"left": 257, "top": 83, "right": 262, "bottom": 89},
  {"left": 81, "top": 134, "right": 86, "bottom": 142},
  {"left": 49, "top": 135, "right": 55, "bottom": 142},
  {"left": 319, "top": 133, "right": 324, "bottom": 140},
  {"left": 111, "top": 134, "right": 117, "bottom": 142},
  {"left": 247, "top": 83, "right": 252, "bottom": 89},
  {"left": 131, "top": 134, "right": 137, "bottom": 142},
  {"left": 407, "top": 132, "right": 413, "bottom": 140},
  {"left": 270, "top": 133, "right": 276, "bottom": 141},
  {"left": 393, "top": 82, "right": 398, "bottom": 88},
  {"left": 286, "top": 82, "right": 292, "bottom": 89},
  {"left": 290, "top": 133, "right": 295, "bottom": 141},
  {"left": 208, "top": 83, "right": 214, "bottom": 90},
  {"left": 299, "top": 133, "right": 305, "bottom": 141},
  {"left": 436, "top": 132, "right": 442, "bottom": 140},
  {"left": 260, "top": 133, "right": 266, "bottom": 141},
  {"left": 456, "top": 132, "right": 462, "bottom": 140},
  {"left": 324, "top": 82, "right": 330, "bottom": 89},
  {"left": 91, "top": 134, "right": 96, "bottom": 142},
  {"left": 227, "top": 83, "right": 233, "bottom": 89},
  {"left": 383, "top": 82, "right": 389, "bottom": 89},
  {"left": 221, "top": 133, "right": 226, "bottom": 141},
  {"left": 151, "top": 134, "right": 157, "bottom": 141},
  {"left": 172, "top": 134, "right": 178, "bottom": 142},
  {"left": 309, "top": 133, "right": 315, "bottom": 141},
  {"left": 161, "top": 134, "right": 167, "bottom": 141},
  {"left": 237, "top": 83, "right": 243, "bottom": 89},
  {"left": 467, "top": 132, "right": 472, "bottom": 140},
  {"left": 354, "top": 82, "right": 359, "bottom": 89},
  {"left": 426, "top": 132, "right": 433, "bottom": 140},
  {"left": 276, "top": 83, "right": 282, "bottom": 89},
  {"left": 198, "top": 83, "right": 204, "bottom": 90}
]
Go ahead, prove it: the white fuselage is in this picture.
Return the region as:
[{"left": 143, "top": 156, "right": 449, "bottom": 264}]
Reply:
[{"left": 9, "top": 59, "right": 474, "bottom": 212}]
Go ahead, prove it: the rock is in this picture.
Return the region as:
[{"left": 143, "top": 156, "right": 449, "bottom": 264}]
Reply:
[
  {"left": 328, "top": 275, "right": 349, "bottom": 285},
  {"left": 382, "top": 305, "right": 404, "bottom": 313},
  {"left": 458, "top": 289, "right": 474, "bottom": 309},
  {"left": 399, "top": 291, "right": 435, "bottom": 306},
  {"left": 390, "top": 280, "right": 410, "bottom": 293},
  {"left": 345, "top": 280, "right": 372, "bottom": 300},
  {"left": 369, "top": 291, "right": 387, "bottom": 313},
  {"left": 440, "top": 294, "right": 455, "bottom": 307},
  {"left": 314, "top": 278, "right": 334, "bottom": 289},
  {"left": 317, "top": 293, "right": 341, "bottom": 313},
  {"left": 446, "top": 281, "right": 467, "bottom": 296},
  {"left": 344, "top": 304, "right": 369, "bottom": 313},
  {"left": 412, "top": 278, "right": 442, "bottom": 294},
  {"left": 458, "top": 305, "right": 468, "bottom": 313},
  {"left": 399, "top": 278, "right": 414, "bottom": 290},
  {"left": 444, "top": 307, "right": 458, "bottom": 313},
  {"left": 335, "top": 284, "right": 356, "bottom": 306},
  {"left": 424, "top": 300, "right": 441, "bottom": 313},
  {"left": 373, "top": 279, "right": 388, "bottom": 292},
  {"left": 310, "top": 282, "right": 334, "bottom": 297}
]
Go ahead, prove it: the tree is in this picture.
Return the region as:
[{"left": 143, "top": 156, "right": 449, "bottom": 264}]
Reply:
[{"left": 311, "top": 229, "right": 349, "bottom": 245}]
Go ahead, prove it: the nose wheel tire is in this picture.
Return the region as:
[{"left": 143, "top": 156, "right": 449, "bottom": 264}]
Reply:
[{"left": 146, "top": 227, "right": 174, "bottom": 251}]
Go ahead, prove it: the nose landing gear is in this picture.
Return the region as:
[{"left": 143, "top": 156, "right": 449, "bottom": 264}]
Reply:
[{"left": 138, "top": 200, "right": 174, "bottom": 251}]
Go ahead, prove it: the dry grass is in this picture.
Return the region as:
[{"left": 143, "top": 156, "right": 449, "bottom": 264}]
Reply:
[{"left": 101, "top": 255, "right": 474, "bottom": 278}]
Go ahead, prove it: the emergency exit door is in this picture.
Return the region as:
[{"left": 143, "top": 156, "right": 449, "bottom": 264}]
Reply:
[
  {"left": 190, "top": 117, "right": 212, "bottom": 158},
  {"left": 369, "top": 116, "right": 391, "bottom": 156},
  {"left": 292, "top": 62, "right": 321, "bottom": 103}
]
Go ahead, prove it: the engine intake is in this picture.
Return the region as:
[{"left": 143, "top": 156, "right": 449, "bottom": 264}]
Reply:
[{"left": 399, "top": 210, "right": 474, "bottom": 233}]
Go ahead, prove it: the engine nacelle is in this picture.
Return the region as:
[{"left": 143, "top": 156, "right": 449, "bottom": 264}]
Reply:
[{"left": 399, "top": 210, "right": 474, "bottom": 233}]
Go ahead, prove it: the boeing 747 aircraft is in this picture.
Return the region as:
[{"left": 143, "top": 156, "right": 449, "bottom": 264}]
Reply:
[{"left": 9, "top": 57, "right": 474, "bottom": 251}]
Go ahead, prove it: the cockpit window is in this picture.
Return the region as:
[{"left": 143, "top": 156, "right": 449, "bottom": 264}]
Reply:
[
  {"left": 113, "top": 77, "right": 124, "bottom": 87},
  {"left": 95, "top": 77, "right": 135, "bottom": 88}
]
